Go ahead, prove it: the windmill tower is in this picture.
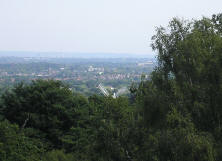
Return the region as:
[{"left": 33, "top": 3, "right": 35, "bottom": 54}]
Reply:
[{"left": 97, "top": 83, "right": 117, "bottom": 98}]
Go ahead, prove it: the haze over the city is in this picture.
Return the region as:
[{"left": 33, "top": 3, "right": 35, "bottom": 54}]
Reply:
[{"left": 0, "top": 0, "right": 221, "bottom": 57}]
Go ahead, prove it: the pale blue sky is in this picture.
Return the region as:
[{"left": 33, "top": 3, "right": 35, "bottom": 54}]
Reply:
[{"left": 0, "top": 0, "right": 221, "bottom": 56}]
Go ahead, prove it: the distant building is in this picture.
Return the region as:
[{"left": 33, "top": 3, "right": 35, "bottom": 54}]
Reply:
[
  {"left": 137, "top": 61, "right": 153, "bottom": 66},
  {"left": 88, "top": 66, "right": 104, "bottom": 72},
  {"left": 88, "top": 66, "right": 94, "bottom": 72}
]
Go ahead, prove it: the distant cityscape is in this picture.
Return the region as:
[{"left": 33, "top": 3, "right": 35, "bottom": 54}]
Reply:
[{"left": 0, "top": 56, "right": 155, "bottom": 96}]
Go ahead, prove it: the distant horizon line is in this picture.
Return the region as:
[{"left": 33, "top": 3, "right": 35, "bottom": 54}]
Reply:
[{"left": 0, "top": 50, "right": 155, "bottom": 58}]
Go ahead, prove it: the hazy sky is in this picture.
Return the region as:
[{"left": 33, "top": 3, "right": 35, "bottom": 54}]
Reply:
[{"left": 0, "top": 0, "right": 221, "bottom": 56}]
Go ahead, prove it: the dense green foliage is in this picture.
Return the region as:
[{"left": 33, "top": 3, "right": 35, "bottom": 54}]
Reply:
[{"left": 0, "top": 13, "right": 222, "bottom": 160}]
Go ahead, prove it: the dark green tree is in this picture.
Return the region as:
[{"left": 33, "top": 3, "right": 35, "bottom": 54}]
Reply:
[
  {"left": 132, "top": 14, "right": 222, "bottom": 161},
  {"left": 0, "top": 80, "right": 89, "bottom": 148},
  {"left": 0, "top": 120, "right": 44, "bottom": 161}
]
